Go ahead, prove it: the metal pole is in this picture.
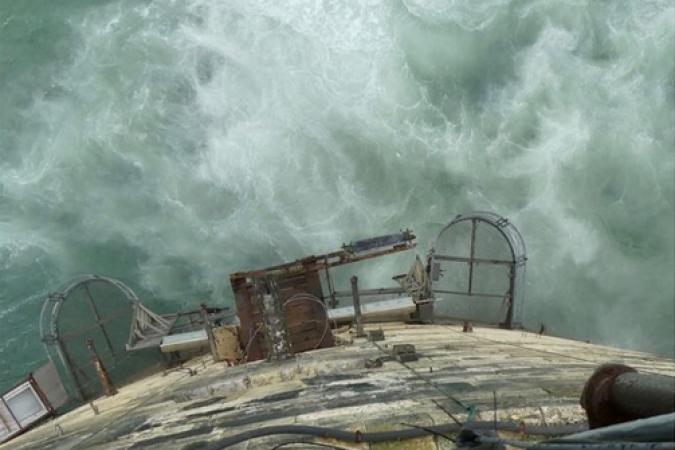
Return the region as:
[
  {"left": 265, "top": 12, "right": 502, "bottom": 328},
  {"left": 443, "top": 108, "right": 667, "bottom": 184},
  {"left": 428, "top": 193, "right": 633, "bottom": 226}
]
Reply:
[
  {"left": 200, "top": 304, "right": 218, "bottom": 361},
  {"left": 468, "top": 219, "right": 476, "bottom": 295},
  {"left": 324, "top": 259, "right": 337, "bottom": 309},
  {"left": 351, "top": 276, "right": 365, "bottom": 338},
  {"left": 83, "top": 283, "right": 116, "bottom": 357},
  {"left": 502, "top": 263, "right": 515, "bottom": 329},
  {"left": 57, "top": 338, "right": 86, "bottom": 401}
]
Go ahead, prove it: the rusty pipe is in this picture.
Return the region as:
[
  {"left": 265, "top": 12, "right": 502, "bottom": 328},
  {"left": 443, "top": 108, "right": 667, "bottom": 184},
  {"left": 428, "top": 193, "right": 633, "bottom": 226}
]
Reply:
[
  {"left": 581, "top": 364, "right": 675, "bottom": 428},
  {"left": 86, "top": 337, "right": 117, "bottom": 397}
]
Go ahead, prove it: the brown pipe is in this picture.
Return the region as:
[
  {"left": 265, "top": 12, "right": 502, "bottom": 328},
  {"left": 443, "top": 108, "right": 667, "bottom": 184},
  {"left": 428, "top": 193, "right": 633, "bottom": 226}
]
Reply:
[{"left": 581, "top": 363, "right": 675, "bottom": 428}]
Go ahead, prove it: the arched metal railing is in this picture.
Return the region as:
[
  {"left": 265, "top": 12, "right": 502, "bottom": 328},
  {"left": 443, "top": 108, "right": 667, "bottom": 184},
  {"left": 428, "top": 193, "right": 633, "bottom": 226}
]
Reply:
[
  {"left": 39, "top": 275, "right": 168, "bottom": 402},
  {"left": 429, "top": 211, "right": 527, "bottom": 328}
]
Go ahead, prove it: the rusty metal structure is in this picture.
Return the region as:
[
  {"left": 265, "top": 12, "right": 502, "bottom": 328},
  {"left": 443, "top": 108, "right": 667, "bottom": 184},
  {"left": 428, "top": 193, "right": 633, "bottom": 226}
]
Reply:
[
  {"left": 230, "top": 231, "right": 417, "bottom": 361},
  {"left": 428, "top": 211, "right": 527, "bottom": 329}
]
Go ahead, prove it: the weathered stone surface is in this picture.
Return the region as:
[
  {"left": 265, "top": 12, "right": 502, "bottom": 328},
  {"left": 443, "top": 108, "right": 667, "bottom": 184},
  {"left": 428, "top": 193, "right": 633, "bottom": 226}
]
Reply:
[{"left": 3, "top": 323, "right": 674, "bottom": 449}]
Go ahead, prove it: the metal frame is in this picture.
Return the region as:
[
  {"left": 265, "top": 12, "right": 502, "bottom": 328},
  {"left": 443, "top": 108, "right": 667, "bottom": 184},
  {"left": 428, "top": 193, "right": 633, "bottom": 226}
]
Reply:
[
  {"left": 429, "top": 211, "right": 527, "bottom": 328},
  {"left": 126, "top": 303, "right": 175, "bottom": 351}
]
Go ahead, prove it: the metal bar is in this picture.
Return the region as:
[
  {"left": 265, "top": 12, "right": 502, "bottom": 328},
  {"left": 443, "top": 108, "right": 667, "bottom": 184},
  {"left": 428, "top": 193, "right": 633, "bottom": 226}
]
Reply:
[
  {"left": 343, "top": 232, "right": 414, "bottom": 253},
  {"left": 200, "top": 304, "right": 218, "bottom": 360},
  {"left": 232, "top": 249, "right": 346, "bottom": 276},
  {"left": 327, "top": 246, "right": 416, "bottom": 269},
  {"left": 138, "top": 319, "right": 170, "bottom": 335},
  {"left": 324, "top": 259, "right": 337, "bottom": 308},
  {"left": 432, "top": 289, "right": 506, "bottom": 299},
  {"left": 231, "top": 242, "right": 416, "bottom": 280},
  {"left": 350, "top": 276, "right": 365, "bottom": 338},
  {"left": 83, "top": 284, "right": 116, "bottom": 357},
  {"left": 502, "top": 264, "right": 515, "bottom": 329},
  {"left": 468, "top": 219, "right": 477, "bottom": 295},
  {"left": 60, "top": 308, "right": 130, "bottom": 340},
  {"left": 57, "top": 338, "right": 86, "bottom": 401},
  {"left": 434, "top": 255, "right": 514, "bottom": 265},
  {"left": 163, "top": 309, "right": 234, "bottom": 321},
  {"left": 333, "top": 287, "right": 407, "bottom": 298}
]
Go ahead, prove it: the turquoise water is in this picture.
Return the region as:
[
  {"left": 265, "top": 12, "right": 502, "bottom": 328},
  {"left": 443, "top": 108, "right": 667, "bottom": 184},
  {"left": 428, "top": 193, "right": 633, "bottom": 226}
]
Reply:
[{"left": 1, "top": 0, "right": 673, "bottom": 390}]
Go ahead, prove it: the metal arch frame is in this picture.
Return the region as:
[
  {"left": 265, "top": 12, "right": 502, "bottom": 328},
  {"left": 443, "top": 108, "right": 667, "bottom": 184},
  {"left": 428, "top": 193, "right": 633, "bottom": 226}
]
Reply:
[
  {"left": 39, "top": 275, "right": 141, "bottom": 401},
  {"left": 429, "top": 211, "right": 527, "bottom": 329}
]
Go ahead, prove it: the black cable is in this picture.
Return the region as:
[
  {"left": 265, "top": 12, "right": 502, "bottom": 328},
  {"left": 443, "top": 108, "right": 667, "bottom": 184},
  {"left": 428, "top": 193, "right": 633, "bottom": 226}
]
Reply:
[
  {"left": 202, "top": 421, "right": 584, "bottom": 449},
  {"left": 401, "top": 422, "right": 455, "bottom": 443},
  {"left": 271, "top": 442, "right": 353, "bottom": 450}
]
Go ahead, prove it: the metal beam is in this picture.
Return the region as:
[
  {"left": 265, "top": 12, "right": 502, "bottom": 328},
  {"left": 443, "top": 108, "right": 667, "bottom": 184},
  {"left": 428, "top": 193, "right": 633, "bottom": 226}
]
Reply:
[
  {"left": 333, "top": 287, "right": 407, "bottom": 298},
  {"left": 56, "top": 339, "right": 85, "bottom": 402},
  {"left": 230, "top": 234, "right": 416, "bottom": 281},
  {"left": 501, "top": 264, "right": 516, "bottom": 329},
  {"left": 468, "top": 219, "right": 477, "bottom": 295},
  {"left": 59, "top": 308, "right": 130, "bottom": 340},
  {"left": 432, "top": 289, "right": 507, "bottom": 300},
  {"left": 433, "top": 255, "right": 514, "bottom": 266},
  {"left": 83, "top": 284, "right": 116, "bottom": 357}
]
